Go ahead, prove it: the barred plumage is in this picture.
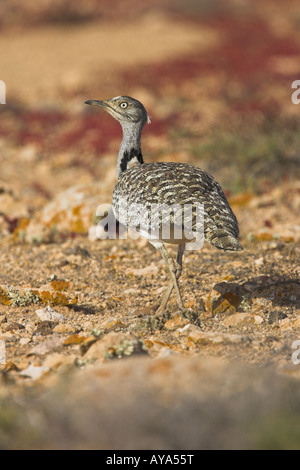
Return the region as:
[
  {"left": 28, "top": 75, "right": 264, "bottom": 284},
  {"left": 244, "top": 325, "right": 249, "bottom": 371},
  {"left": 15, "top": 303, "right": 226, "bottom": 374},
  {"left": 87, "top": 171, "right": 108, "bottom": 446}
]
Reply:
[
  {"left": 113, "top": 161, "right": 241, "bottom": 251},
  {"left": 85, "top": 96, "right": 242, "bottom": 313}
]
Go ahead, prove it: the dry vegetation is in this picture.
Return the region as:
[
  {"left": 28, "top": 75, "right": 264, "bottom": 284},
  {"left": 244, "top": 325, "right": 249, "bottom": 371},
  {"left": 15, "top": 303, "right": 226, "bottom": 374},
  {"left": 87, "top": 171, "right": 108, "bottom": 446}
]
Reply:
[{"left": 0, "top": 0, "right": 300, "bottom": 449}]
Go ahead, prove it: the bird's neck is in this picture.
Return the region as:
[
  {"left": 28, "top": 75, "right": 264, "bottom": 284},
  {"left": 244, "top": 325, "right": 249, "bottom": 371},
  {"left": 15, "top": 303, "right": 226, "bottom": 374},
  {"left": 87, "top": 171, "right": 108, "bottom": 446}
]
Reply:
[{"left": 117, "top": 123, "right": 144, "bottom": 177}]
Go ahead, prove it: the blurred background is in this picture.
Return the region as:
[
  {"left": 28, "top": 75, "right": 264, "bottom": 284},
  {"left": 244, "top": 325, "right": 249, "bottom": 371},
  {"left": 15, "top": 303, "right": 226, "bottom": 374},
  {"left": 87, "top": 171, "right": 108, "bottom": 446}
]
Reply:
[
  {"left": 1, "top": 0, "right": 300, "bottom": 450},
  {"left": 1, "top": 0, "right": 300, "bottom": 242}
]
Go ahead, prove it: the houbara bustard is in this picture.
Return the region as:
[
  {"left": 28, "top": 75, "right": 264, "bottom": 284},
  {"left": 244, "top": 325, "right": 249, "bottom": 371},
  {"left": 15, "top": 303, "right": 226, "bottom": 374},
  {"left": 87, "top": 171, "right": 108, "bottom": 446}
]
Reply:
[{"left": 85, "top": 96, "right": 242, "bottom": 313}]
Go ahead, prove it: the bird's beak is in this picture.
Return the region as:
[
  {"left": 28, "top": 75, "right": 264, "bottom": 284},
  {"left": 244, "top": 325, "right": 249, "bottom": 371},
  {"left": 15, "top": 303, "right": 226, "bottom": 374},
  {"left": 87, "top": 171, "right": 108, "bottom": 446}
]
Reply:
[
  {"left": 84, "top": 99, "right": 109, "bottom": 108},
  {"left": 84, "top": 99, "right": 122, "bottom": 121}
]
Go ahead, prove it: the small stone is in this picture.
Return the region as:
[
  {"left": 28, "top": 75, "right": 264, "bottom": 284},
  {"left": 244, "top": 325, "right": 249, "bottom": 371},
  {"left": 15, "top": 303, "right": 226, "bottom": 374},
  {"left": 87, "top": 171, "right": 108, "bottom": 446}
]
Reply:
[
  {"left": 137, "top": 306, "right": 156, "bottom": 316},
  {"left": 101, "top": 318, "right": 126, "bottom": 331},
  {"left": 254, "top": 315, "right": 264, "bottom": 324},
  {"left": 213, "top": 299, "right": 236, "bottom": 315},
  {"left": 25, "top": 323, "right": 35, "bottom": 333},
  {"left": 39, "top": 290, "right": 74, "bottom": 306},
  {"left": 279, "top": 318, "right": 292, "bottom": 330},
  {"left": 182, "top": 325, "right": 247, "bottom": 346},
  {"left": 0, "top": 331, "right": 14, "bottom": 340},
  {"left": 35, "top": 306, "right": 66, "bottom": 322},
  {"left": 155, "top": 347, "right": 177, "bottom": 358},
  {"left": 205, "top": 283, "right": 246, "bottom": 315},
  {"left": 128, "top": 265, "right": 158, "bottom": 277},
  {"left": 28, "top": 335, "right": 64, "bottom": 356},
  {"left": 0, "top": 287, "right": 11, "bottom": 305},
  {"left": 222, "top": 312, "right": 255, "bottom": 328},
  {"left": 164, "top": 315, "right": 190, "bottom": 330},
  {"left": 79, "top": 335, "right": 98, "bottom": 355},
  {"left": 14, "top": 360, "right": 30, "bottom": 371},
  {"left": 63, "top": 334, "right": 87, "bottom": 346},
  {"left": 177, "top": 323, "right": 192, "bottom": 334},
  {"left": 43, "top": 353, "right": 74, "bottom": 370},
  {"left": 184, "top": 299, "right": 196, "bottom": 309},
  {"left": 268, "top": 310, "right": 287, "bottom": 324},
  {"left": 3, "top": 361, "right": 19, "bottom": 372},
  {"left": 123, "top": 288, "right": 137, "bottom": 295},
  {"left": 19, "top": 337, "right": 31, "bottom": 346},
  {"left": 52, "top": 324, "right": 77, "bottom": 334},
  {"left": 142, "top": 339, "right": 154, "bottom": 350},
  {"left": 292, "top": 316, "right": 300, "bottom": 329},
  {"left": 84, "top": 332, "right": 145, "bottom": 362},
  {"left": 34, "top": 321, "right": 58, "bottom": 336},
  {"left": 50, "top": 280, "right": 70, "bottom": 292},
  {"left": 3, "top": 322, "right": 25, "bottom": 332},
  {"left": 38, "top": 182, "right": 107, "bottom": 237},
  {"left": 20, "top": 364, "right": 49, "bottom": 380}
]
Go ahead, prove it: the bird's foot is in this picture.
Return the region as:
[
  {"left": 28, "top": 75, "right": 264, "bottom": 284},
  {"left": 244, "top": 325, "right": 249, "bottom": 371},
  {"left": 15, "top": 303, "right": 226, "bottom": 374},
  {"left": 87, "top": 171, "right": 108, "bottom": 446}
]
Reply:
[{"left": 155, "top": 283, "right": 186, "bottom": 315}]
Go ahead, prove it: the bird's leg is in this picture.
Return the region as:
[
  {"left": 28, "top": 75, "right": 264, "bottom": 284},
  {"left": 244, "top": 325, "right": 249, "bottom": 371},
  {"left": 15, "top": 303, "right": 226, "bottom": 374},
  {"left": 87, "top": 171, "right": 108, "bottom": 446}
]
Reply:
[
  {"left": 176, "top": 243, "right": 185, "bottom": 278},
  {"left": 156, "top": 283, "right": 173, "bottom": 314},
  {"left": 156, "top": 243, "right": 185, "bottom": 313}
]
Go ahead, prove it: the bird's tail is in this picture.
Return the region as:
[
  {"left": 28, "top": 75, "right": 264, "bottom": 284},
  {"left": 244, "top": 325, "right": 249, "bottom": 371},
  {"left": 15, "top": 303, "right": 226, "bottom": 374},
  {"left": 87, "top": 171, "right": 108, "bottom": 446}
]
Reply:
[{"left": 209, "top": 229, "right": 243, "bottom": 252}]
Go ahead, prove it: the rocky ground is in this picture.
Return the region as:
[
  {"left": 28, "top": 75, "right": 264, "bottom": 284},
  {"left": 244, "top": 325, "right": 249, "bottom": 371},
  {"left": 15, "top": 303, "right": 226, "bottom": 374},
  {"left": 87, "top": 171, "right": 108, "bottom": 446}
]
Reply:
[{"left": 0, "top": 0, "right": 300, "bottom": 450}]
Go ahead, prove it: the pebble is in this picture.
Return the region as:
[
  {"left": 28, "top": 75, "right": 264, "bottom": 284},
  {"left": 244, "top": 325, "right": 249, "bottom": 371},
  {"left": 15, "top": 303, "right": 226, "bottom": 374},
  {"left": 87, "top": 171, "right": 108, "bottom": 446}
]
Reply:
[
  {"left": 292, "top": 316, "right": 300, "bottom": 329},
  {"left": 279, "top": 318, "right": 292, "bottom": 330},
  {"left": 39, "top": 182, "right": 106, "bottom": 235},
  {"left": 101, "top": 318, "right": 127, "bottom": 331},
  {"left": 123, "top": 288, "right": 137, "bottom": 295},
  {"left": 268, "top": 310, "right": 287, "bottom": 324},
  {"left": 63, "top": 334, "right": 88, "bottom": 346},
  {"left": 180, "top": 325, "right": 248, "bottom": 345},
  {"left": 19, "top": 337, "right": 31, "bottom": 346},
  {"left": 20, "top": 364, "right": 49, "bottom": 381},
  {"left": 222, "top": 312, "right": 255, "bottom": 327},
  {"left": 205, "top": 283, "right": 246, "bottom": 315},
  {"left": 164, "top": 315, "right": 190, "bottom": 330},
  {"left": 52, "top": 324, "right": 77, "bottom": 334},
  {"left": 43, "top": 353, "right": 75, "bottom": 371},
  {"left": 84, "top": 332, "right": 145, "bottom": 362},
  {"left": 128, "top": 265, "right": 159, "bottom": 277},
  {"left": 254, "top": 315, "right": 264, "bottom": 324},
  {"left": 3, "top": 322, "right": 25, "bottom": 332},
  {"left": 28, "top": 335, "right": 64, "bottom": 356},
  {"left": 35, "top": 306, "right": 66, "bottom": 322}
]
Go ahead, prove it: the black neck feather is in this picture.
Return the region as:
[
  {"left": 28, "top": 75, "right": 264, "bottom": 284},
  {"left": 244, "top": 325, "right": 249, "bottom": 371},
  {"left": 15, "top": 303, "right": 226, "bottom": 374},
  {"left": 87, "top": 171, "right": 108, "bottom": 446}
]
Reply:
[{"left": 120, "top": 148, "right": 144, "bottom": 172}]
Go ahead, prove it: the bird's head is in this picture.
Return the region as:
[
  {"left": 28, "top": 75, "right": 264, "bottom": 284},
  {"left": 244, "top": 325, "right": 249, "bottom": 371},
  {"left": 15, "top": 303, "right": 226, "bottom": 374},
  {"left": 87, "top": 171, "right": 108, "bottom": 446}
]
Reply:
[{"left": 85, "top": 96, "right": 151, "bottom": 128}]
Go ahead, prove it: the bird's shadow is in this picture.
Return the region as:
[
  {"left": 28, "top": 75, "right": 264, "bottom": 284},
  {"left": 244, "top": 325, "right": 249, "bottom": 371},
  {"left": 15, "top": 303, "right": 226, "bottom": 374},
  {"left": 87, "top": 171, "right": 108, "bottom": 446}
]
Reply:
[
  {"left": 67, "top": 304, "right": 98, "bottom": 315},
  {"left": 213, "top": 274, "right": 300, "bottom": 310}
]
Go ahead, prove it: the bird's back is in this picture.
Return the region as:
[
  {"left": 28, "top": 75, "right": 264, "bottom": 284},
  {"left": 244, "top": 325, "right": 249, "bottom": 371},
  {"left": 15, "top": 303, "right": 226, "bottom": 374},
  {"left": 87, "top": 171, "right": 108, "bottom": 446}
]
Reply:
[{"left": 112, "top": 162, "right": 242, "bottom": 251}]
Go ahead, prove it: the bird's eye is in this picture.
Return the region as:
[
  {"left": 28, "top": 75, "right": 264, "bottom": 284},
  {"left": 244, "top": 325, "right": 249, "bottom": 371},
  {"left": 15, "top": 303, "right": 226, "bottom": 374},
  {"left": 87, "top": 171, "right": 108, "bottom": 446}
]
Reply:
[{"left": 120, "top": 102, "right": 128, "bottom": 108}]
